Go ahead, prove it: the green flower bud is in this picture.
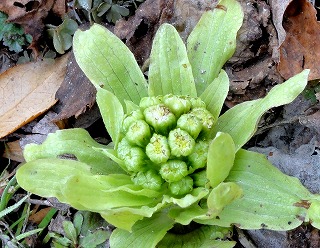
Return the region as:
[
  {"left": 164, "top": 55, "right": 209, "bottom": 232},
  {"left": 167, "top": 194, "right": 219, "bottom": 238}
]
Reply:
[
  {"left": 117, "top": 137, "right": 132, "bottom": 160},
  {"left": 189, "top": 108, "right": 215, "bottom": 133},
  {"left": 132, "top": 170, "right": 163, "bottom": 191},
  {"left": 122, "top": 146, "right": 147, "bottom": 172},
  {"left": 169, "top": 176, "right": 193, "bottom": 195},
  {"left": 189, "top": 97, "right": 206, "bottom": 109},
  {"left": 188, "top": 140, "right": 209, "bottom": 171},
  {"left": 163, "top": 94, "right": 191, "bottom": 117},
  {"left": 146, "top": 134, "right": 170, "bottom": 164},
  {"left": 177, "top": 113, "right": 202, "bottom": 139},
  {"left": 159, "top": 160, "right": 188, "bottom": 182},
  {"left": 144, "top": 104, "right": 176, "bottom": 135},
  {"left": 126, "top": 120, "right": 151, "bottom": 147},
  {"left": 191, "top": 170, "right": 208, "bottom": 187},
  {"left": 139, "top": 96, "right": 163, "bottom": 110},
  {"left": 117, "top": 138, "right": 146, "bottom": 172},
  {"left": 122, "top": 109, "right": 144, "bottom": 133},
  {"left": 168, "top": 128, "right": 195, "bottom": 157}
]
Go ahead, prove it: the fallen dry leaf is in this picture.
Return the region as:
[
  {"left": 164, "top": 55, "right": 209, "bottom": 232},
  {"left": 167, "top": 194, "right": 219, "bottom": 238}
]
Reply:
[
  {"left": 278, "top": 0, "right": 320, "bottom": 80},
  {"left": 114, "top": 0, "right": 213, "bottom": 65},
  {"left": 0, "top": 0, "right": 67, "bottom": 54},
  {"left": 114, "top": 0, "right": 169, "bottom": 65},
  {"left": 2, "top": 140, "right": 24, "bottom": 162},
  {"left": 29, "top": 207, "right": 52, "bottom": 224},
  {"left": 53, "top": 52, "right": 96, "bottom": 121},
  {"left": 269, "top": 0, "right": 292, "bottom": 48},
  {"left": 0, "top": 54, "right": 69, "bottom": 138}
]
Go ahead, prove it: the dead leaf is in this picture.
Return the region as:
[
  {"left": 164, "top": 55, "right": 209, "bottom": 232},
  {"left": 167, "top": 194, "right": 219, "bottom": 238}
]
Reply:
[
  {"left": 269, "top": 0, "right": 292, "bottom": 48},
  {"left": 224, "top": 0, "right": 283, "bottom": 105},
  {"left": 2, "top": 140, "right": 24, "bottom": 162},
  {"left": 0, "top": 0, "right": 67, "bottom": 54},
  {"left": 53, "top": 52, "right": 96, "bottom": 121},
  {"left": 278, "top": 0, "right": 320, "bottom": 80},
  {"left": 29, "top": 207, "right": 52, "bottom": 224},
  {"left": 114, "top": 0, "right": 169, "bottom": 65},
  {"left": 114, "top": 0, "right": 214, "bottom": 65},
  {"left": 0, "top": 54, "right": 69, "bottom": 138}
]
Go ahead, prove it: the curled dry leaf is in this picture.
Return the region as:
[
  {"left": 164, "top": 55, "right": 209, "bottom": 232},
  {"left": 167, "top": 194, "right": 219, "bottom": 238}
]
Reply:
[
  {"left": 0, "top": 54, "right": 69, "bottom": 138},
  {"left": 269, "top": 0, "right": 291, "bottom": 47},
  {"left": 278, "top": 0, "right": 320, "bottom": 80}
]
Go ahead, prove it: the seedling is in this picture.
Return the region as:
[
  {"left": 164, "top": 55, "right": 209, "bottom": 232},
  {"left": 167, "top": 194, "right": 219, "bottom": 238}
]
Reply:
[{"left": 0, "top": 12, "right": 32, "bottom": 53}]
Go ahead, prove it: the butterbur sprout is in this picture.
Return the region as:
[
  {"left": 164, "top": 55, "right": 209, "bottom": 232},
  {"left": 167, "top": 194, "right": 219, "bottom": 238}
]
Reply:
[
  {"left": 144, "top": 104, "right": 176, "bottom": 135},
  {"left": 159, "top": 160, "right": 189, "bottom": 183},
  {"left": 126, "top": 120, "right": 151, "bottom": 147},
  {"left": 168, "top": 176, "right": 194, "bottom": 195},
  {"left": 145, "top": 133, "right": 170, "bottom": 164},
  {"left": 168, "top": 128, "right": 196, "bottom": 157},
  {"left": 16, "top": 0, "right": 315, "bottom": 247}
]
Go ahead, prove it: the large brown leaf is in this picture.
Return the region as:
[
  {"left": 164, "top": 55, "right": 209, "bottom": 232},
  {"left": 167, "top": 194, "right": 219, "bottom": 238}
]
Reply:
[
  {"left": 278, "top": 0, "right": 320, "bottom": 80},
  {"left": 53, "top": 52, "right": 96, "bottom": 121},
  {"left": 0, "top": 55, "right": 69, "bottom": 138}
]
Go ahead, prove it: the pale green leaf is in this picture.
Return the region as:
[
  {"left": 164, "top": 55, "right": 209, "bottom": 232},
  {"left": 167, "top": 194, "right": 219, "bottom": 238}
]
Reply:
[
  {"left": 63, "top": 221, "right": 78, "bottom": 244},
  {"left": 16, "top": 158, "right": 92, "bottom": 200},
  {"left": 187, "top": 0, "right": 243, "bottom": 94},
  {"left": 73, "top": 24, "right": 148, "bottom": 106},
  {"left": 207, "top": 132, "right": 235, "bottom": 188},
  {"left": 207, "top": 182, "right": 243, "bottom": 214},
  {"left": 109, "top": 212, "right": 175, "bottom": 248},
  {"left": 73, "top": 212, "right": 84, "bottom": 236},
  {"left": 168, "top": 203, "right": 208, "bottom": 225},
  {"left": 211, "top": 69, "right": 310, "bottom": 151},
  {"left": 23, "top": 128, "right": 124, "bottom": 175},
  {"left": 307, "top": 198, "right": 320, "bottom": 229},
  {"left": 198, "top": 149, "right": 312, "bottom": 230},
  {"left": 96, "top": 88, "right": 124, "bottom": 146},
  {"left": 200, "top": 69, "right": 229, "bottom": 120},
  {"left": 162, "top": 187, "right": 209, "bottom": 208},
  {"left": 100, "top": 209, "right": 147, "bottom": 231},
  {"left": 80, "top": 230, "right": 110, "bottom": 248},
  {"left": 93, "top": 147, "right": 129, "bottom": 173},
  {"left": 158, "top": 225, "right": 235, "bottom": 248},
  {"left": 148, "top": 24, "right": 197, "bottom": 97},
  {"left": 61, "top": 174, "right": 163, "bottom": 212}
]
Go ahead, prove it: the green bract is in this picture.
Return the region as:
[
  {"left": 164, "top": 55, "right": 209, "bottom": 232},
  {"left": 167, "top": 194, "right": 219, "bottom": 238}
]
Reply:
[{"left": 16, "top": 0, "right": 320, "bottom": 247}]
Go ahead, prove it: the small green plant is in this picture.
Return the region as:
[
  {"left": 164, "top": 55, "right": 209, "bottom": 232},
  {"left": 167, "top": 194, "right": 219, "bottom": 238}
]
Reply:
[
  {"left": 0, "top": 12, "right": 32, "bottom": 53},
  {"left": 47, "top": 17, "right": 78, "bottom": 54},
  {"left": 43, "top": 212, "right": 110, "bottom": 248},
  {"left": 15, "top": 0, "right": 320, "bottom": 247},
  {"left": 74, "top": 0, "right": 144, "bottom": 24}
]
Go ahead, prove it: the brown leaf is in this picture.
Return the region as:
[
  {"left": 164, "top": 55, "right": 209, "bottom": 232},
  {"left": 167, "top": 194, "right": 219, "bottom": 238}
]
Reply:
[
  {"left": 0, "top": 0, "right": 67, "bottom": 54},
  {"left": 114, "top": 0, "right": 169, "bottom": 65},
  {"left": 29, "top": 207, "right": 52, "bottom": 224},
  {"left": 0, "top": 54, "right": 69, "bottom": 138},
  {"left": 114, "top": 0, "right": 213, "bottom": 65},
  {"left": 2, "top": 140, "right": 24, "bottom": 162},
  {"left": 278, "top": 0, "right": 320, "bottom": 80},
  {"left": 269, "top": 0, "right": 292, "bottom": 47},
  {"left": 53, "top": 52, "right": 96, "bottom": 121}
]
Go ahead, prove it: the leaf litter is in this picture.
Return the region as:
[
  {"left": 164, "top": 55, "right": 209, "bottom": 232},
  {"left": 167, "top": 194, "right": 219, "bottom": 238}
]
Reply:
[{"left": 0, "top": 54, "right": 69, "bottom": 138}]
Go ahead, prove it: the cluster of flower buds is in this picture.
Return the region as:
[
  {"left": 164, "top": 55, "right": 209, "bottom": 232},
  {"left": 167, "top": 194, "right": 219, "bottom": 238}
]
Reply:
[{"left": 117, "top": 94, "right": 215, "bottom": 196}]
